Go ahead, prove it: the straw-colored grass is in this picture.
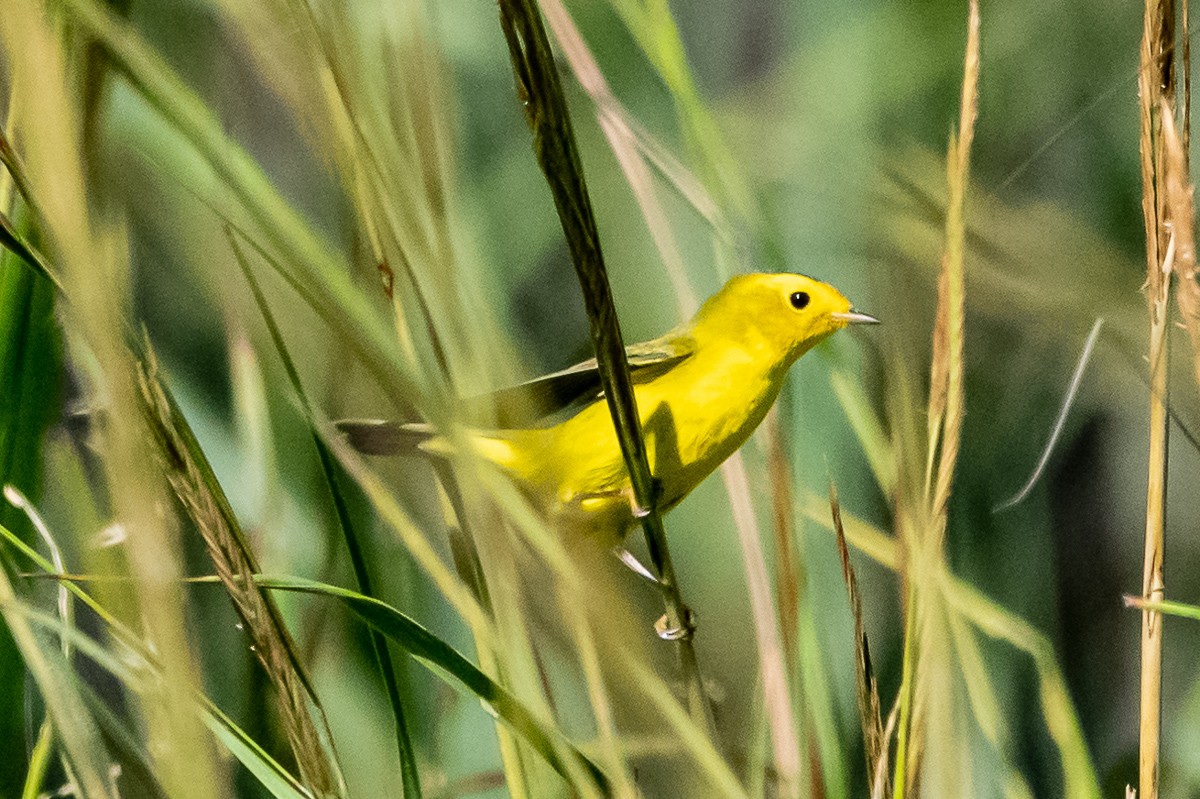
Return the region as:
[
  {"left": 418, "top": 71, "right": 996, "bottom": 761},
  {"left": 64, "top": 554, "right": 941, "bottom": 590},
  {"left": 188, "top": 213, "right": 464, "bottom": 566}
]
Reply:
[{"left": 2, "top": 0, "right": 1188, "bottom": 797}]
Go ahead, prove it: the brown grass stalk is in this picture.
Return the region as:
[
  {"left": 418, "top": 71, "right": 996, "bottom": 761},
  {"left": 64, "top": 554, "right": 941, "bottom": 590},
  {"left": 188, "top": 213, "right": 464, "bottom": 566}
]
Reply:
[
  {"left": 1135, "top": 0, "right": 1180, "bottom": 794},
  {"left": 830, "top": 483, "right": 887, "bottom": 795},
  {"left": 1162, "top": 108, "right": 1200, "bottom": 390},
  {"left": 136, "top": 349, "right": 346, "bottom": 798}
]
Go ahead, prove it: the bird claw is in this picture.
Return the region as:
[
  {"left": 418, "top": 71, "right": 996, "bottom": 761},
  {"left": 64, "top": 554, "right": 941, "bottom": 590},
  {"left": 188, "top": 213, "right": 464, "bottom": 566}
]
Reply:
[
  {"left": 654, "top": 609, "right": 697, "bottom": 641},
  {"left": 626, "top": 478, "right": 664, "bottom": 520},
  {"left": 615, "top": 548, "right": 660, "bottom": 584}
]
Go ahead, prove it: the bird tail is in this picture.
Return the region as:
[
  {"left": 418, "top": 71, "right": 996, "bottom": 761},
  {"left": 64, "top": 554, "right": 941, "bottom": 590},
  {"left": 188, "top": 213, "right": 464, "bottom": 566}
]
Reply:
[
  {"left": 335, "top": 419, "right": 519, "bottom": 471},
  {"left": 336, "top": 419, "right": 436, "bottom": 456}
]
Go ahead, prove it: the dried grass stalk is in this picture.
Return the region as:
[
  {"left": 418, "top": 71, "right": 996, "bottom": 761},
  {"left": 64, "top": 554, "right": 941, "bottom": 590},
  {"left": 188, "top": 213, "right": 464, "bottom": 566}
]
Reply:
[
  {"left": 136, "top": 349, "right": 346, "bottom": 799},
  {"left": 895, "top": 3, "right": 980, "bottom": 795},
  {"left": 928, "top": 0, "right": 980, "bottom": 524},
  {"left": 831, "top": 484, "right": 888, "bottom": 796},
  {"left": 1135, "top": 0, "right": 1179, "bottom": 794},
  {"left": 1162, "top": 110, "right": 1200, "bottom": 389}
]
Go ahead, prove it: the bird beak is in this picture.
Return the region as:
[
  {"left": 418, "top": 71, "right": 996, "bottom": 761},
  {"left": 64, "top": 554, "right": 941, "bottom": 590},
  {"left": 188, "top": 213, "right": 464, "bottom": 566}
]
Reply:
[{"left": 831, "top": 310, "right": 880, "bottom": 325}]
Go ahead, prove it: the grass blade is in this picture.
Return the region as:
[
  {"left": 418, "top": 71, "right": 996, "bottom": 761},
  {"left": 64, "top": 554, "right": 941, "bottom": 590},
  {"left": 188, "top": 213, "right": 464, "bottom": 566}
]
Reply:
[
  {"left": 232, "top": 232, "right": 422, "bottom": 798},
  {"left": 0, "top": 522, "right": 314, "bottom": 799},
  {"left": 0, "top": 567, "right": 114, "bottom": 799},
  {"left": 830, "top": 484, "right": 887, "bottom": 794},
  {"left": 255, "top": 574, "right": 609, "bottom": 793},
  {"left": 993, "top": 319, "right": 1104, "bottom": 512}
]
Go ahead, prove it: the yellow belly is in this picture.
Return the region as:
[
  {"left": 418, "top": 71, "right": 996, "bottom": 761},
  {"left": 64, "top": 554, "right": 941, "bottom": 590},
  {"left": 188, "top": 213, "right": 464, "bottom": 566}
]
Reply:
[{"left": 501, "top": 347, "right": 783, "bottom": 539}]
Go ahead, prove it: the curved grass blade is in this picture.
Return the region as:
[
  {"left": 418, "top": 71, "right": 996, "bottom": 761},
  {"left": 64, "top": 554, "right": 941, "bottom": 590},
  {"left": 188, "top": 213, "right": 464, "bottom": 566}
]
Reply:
[
  {"left": 254, "top": 575, "right": 609, "bottom": 793},
  {"left": 232, "top": 233, "right": 422, "bottom": 799},
  {"left": 993, "top": 318, "right": 1104, "bottom": 512},
  {"left": 0, "top": 522, "right": 312, "bottom": 799},
  {"left": 5, "top": 486, "right": 75, "bottom": 799},
  {"left": 0, "top": 566, "right": 114, "bottom": 799}
]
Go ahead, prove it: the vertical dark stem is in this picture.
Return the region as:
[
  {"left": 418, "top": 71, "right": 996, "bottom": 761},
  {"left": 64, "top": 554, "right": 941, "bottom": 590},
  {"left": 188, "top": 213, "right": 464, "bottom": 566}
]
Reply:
[{"left": 495, "top": 0, "right": 716, "bottom": 738}]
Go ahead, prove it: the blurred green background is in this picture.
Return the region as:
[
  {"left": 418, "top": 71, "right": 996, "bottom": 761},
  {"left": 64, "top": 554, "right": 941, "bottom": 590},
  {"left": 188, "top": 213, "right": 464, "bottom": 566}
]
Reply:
[{"left": 5, "top": 0, "right": 1200, "bottom": 796}]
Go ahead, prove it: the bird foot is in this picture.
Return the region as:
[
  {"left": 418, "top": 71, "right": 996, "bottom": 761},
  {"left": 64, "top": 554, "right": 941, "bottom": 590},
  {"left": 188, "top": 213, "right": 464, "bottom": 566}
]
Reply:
[{"left": 655, "top": 609, "right": 697, "bottom": 641}]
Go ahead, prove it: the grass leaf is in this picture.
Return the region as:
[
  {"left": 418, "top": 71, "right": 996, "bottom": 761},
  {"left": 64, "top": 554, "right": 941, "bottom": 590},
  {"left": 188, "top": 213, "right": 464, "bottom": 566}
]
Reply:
[{"left": 255, "top": 574, "right": 609, "bottom": 793}]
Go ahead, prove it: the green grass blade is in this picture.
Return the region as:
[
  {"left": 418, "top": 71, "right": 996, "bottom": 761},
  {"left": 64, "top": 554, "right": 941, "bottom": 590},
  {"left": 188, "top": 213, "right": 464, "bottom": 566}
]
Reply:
[
  {"left": 17, "top": 602, "right": 313, "bottom": 799},
  {"left": 233, "top": 234, "right": 422, "bottom": 799},
  {"left": 0, "top": 212, "right": 58, "bottom": 289},
  {"left": 0, "top": 206, "right": 62, "bottom": 798},
  {"left": 0, "top": 569, "right": 114, "bottom": 799},
  {"left": 255, "top": 574, "right": 609, "bottom": 793},
  {"left": 1125, "top": 597, "right": 1200, "bottom": 622},
  {"left": 203, "top": 704, "right": 315, "bottom": 799},
  {"left": 0, "top": 522, "right": 312, "bottom": 799},
  {"left": 947, "top": 577, "right": 1100, "bottom": 799}
]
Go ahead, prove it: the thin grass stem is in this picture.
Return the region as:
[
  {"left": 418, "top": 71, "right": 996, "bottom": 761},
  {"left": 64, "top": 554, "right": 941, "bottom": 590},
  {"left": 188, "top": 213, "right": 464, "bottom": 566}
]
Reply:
[
  {"left": 1135, "top": 1, "right": 1180, "bottom": 794},
  {"left": 232, "top": 237, "right": 423, "bottom": 798},
  {"left": 496, "top": 0, "right": 715, "bottom": 738}
]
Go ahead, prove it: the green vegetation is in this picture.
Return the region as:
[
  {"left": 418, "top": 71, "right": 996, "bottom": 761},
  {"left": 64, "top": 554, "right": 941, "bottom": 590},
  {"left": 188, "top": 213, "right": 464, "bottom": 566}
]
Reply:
[{"left": 1, "top": 0, "right": 1198, "bottom": 797}]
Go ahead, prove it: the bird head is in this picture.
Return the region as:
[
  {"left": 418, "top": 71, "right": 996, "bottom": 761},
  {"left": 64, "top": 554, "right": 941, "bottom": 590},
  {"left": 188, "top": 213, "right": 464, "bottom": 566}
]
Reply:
[{"left": 692, "top": 272, "right": 878, "bottom": 361}]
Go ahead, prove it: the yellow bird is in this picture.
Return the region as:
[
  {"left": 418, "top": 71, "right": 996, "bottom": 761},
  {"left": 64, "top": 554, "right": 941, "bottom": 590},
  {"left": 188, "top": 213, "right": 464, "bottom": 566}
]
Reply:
[{"left": 341, "top": 273, "right": 876, "bottom": 542}]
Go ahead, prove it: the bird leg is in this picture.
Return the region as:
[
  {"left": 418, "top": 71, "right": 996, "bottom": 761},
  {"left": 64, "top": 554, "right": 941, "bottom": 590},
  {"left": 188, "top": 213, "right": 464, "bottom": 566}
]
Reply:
[
  {"left": 574, "top": 481, "right": 660, "bottom": 521},
  {"left": 655, "top": 609, "right": 697, "bottom": 641}
]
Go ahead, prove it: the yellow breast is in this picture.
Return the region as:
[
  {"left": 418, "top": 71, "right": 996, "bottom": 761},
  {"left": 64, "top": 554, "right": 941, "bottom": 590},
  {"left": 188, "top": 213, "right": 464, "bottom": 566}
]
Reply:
[{"left": 503, "top": 341, "right": 786, "bottom": 538}]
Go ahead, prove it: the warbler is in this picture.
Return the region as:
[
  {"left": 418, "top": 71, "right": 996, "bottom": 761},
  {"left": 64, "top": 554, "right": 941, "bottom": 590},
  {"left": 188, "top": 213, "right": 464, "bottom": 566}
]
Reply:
[{"left": 341, "top": 273, "right": 876, "bottom": 542}]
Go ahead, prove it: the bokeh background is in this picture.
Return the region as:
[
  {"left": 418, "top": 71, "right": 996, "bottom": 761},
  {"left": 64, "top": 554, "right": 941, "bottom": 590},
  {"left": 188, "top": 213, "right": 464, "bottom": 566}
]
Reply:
[{"left": 4, "top": 0, "right": 1200, "bottom": 797}]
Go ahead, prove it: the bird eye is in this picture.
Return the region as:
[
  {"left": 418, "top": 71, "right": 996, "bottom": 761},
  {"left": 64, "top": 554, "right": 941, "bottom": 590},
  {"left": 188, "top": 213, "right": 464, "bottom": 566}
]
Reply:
[{"left": 789, "top": 291, "right": 810, "bottom": 310}]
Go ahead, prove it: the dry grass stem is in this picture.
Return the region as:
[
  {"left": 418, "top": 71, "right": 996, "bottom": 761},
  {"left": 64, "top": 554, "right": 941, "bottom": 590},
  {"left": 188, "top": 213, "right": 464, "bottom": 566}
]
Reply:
[
  {"left": 894, "top": 3, "right": 981, "bottom": 796},
  {"left": 1161, "top": 109, "right": 1200, "bottom": 389},
  {"left": 830, "top": 484, "right": 887, "bottom": 795},
  {"left": 1135, "top": 0, "right": 1180, "bottom": 794},
  {"left": 767, "top": 409, "right": 800, "bottom": 677},
  {"left": 927, "top": 0, "right": 980, "bottom": 523},
  {"left": 136, "top": 349, "right": 346, "bottom": 798}
]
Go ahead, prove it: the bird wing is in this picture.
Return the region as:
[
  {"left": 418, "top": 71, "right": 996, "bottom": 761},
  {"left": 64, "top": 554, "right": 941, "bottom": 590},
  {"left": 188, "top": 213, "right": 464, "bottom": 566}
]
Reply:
[
  {"left": 338, "top": 336, "right": 697, "bottom": 455},
  {"left": 466, "top": 333, "right": 696, "bottom": 426}
]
